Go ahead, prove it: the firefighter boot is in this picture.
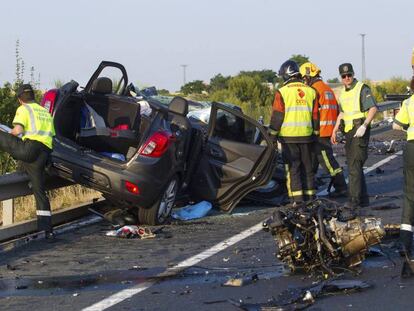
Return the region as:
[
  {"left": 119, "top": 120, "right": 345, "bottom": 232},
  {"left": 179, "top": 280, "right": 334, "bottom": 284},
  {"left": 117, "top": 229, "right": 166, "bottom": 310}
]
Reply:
[{"left": 328, "top": 173, "right": 348, "bottom": 198}]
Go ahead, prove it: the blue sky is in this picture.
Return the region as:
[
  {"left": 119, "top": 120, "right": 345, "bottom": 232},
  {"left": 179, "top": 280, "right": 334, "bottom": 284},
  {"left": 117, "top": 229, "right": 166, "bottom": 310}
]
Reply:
[{"left": 0, "top": 0, "right": 413, "bottom": 91}]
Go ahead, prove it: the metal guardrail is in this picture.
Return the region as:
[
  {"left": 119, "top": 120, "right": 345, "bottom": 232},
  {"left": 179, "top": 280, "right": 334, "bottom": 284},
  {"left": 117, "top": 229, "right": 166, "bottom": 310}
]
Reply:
[
  {"left": 377, "top": 100, "right": 401, "bottom": 112},
  {"left": 0, "top": 172, "right": 74, "bottom": 226}
]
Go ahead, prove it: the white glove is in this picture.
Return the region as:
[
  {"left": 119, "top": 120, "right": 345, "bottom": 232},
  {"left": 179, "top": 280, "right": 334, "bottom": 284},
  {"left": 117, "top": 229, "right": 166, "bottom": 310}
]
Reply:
[{"left": 354, "top": 124, "right": 367, "bottom": 137}]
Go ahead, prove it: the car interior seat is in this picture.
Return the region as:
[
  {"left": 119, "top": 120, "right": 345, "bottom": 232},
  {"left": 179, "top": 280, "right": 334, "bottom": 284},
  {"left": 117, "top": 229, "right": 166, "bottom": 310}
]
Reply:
[
  {"left": 168, "top": 96, "right": 191, "bottom": 162},
  {"left": 91, "top": 77, "right": 112, "bottom": 95},
  {"left": 78, "top": 77, "right": 140, "bottom": 156}
]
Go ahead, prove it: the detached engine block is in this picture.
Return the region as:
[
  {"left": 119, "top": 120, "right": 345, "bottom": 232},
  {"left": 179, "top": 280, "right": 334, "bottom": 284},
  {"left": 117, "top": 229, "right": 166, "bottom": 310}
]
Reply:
[{"left": 264, "top": 199, "right": 385, "bottom": 274}]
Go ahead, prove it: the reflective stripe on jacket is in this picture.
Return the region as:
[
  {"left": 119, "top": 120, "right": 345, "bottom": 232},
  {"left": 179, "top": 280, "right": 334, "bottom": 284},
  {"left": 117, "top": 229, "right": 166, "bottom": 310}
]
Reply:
[
  {"left": 338, "top": 81, "right": 368, "bottom": 133},
  {"left": 13, "top": 103, "right": 55, "bottom": 149},
  {"left": 278, "top": 82, "right": 316, "bottom": 137},
  {"left": 395, "top": 94, "right": 414, "bottom": 141},
  {"left": 311, "top": 80, "right": 338, "bottom": 137}
]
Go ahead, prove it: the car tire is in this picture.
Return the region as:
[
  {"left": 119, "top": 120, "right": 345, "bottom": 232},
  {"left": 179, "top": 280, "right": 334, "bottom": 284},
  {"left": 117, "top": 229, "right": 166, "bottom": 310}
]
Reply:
[{"left": 138, "top": 176, "right": 179, "bottom": 225}]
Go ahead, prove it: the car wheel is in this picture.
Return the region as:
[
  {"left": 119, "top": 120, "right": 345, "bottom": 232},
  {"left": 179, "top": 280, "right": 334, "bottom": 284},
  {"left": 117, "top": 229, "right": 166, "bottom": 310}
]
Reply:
[{"left": 138, "top": 176, "right": 179, "bottom": 225}]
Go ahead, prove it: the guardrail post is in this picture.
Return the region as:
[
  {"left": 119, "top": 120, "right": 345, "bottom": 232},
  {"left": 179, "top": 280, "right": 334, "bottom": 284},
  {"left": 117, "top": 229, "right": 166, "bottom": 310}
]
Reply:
[{"left": 2, "top": 199, "right": 14, "bottom": 226}]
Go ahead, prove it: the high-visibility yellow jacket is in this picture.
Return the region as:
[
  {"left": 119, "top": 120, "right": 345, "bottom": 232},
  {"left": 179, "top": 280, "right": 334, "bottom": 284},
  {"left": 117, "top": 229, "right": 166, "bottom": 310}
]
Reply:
[
  {"left": 270, "top": 80, "right": 318, "bottom": 143},
  {"left": 394, "top": 94, "right": 414, "bottom": 141},
  {"left": 13, "top": 102, "right": 55, "bottom": 149},
  {"left": 338, "top": 81, "right": 368, "bottom": 133},
  {"left": 311, "top": 79, "right": 339, "bottom": 137}
]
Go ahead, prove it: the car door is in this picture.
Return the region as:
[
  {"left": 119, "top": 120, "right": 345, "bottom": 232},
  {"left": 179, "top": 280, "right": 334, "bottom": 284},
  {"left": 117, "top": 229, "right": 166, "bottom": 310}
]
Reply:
[
  {"left": 84, "top": 61, "right": 129, "bottom": 95},
  {"left": 190, "top": 102, "right": 276, "bottom": 212}
]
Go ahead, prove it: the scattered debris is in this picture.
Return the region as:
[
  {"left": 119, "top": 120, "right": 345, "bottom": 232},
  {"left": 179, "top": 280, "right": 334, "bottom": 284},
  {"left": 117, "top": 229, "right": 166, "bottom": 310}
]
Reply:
[
  {"left": 373, "top": 194, "right": 400, "bottom": 200},
  {"left": 230, "top": 279, "right": 371, "bottom": 310},
  {"left": 106, "top": 225, "right": 156, "bottom": 239},
  {"left": 367, "top": 246, "right": 386, "bottom": 257},
  {"left": 15, "top": 285, "right": 28, "bottom": 290},
  {"left": 179, "top": 286, "right": 193, "bottom": 295},
  {"left": 6, "top": 264, "right": 17, "bottom": 271},
  {"left": 369, "top": 139, "right": 405, "bottom": 154},
  {"left": 171, "top": 201, "right": 212, "bottom": 220},
  {"left": 129, "top": 266, "right": 148, "bottom": 271},
  {"left": 222, "top": 274, "right": 258, "bottom": 287},
  {"left": 263, "top": 199, "right": 385, "bottom": 275},
  {"left": 371, "top": 203, "right": 400, "bottom": 210},
  {"left": 203, "top": 300, "right": 228, "bottom": 305}
]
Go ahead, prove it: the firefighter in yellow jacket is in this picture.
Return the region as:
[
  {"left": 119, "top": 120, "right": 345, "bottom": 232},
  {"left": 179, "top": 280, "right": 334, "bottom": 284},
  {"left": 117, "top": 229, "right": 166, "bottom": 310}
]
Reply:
[
  {"left": 300, "top": 62, "right": 347, "bottom": 197},
  {"left": 269, "top": 60, "right": 319, "bottom": 206},
  {"left": 0, "top": 84, "right": 55, "bottom": 238},
  {"left": 331, "top": 63, "right": 377, "bottom": 210}
]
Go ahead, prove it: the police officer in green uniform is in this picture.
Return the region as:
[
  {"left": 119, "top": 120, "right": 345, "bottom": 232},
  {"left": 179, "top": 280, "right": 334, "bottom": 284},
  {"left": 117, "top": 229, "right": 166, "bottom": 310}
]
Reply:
[
  {"left": 0, "top": 84, "right": 55, "bottom": 237},
  {"left": 393, "top": 91, "right": 414, "bottom": 276},
  {"left": 331, "top": 63, "right": 378, "bottom": 209}
]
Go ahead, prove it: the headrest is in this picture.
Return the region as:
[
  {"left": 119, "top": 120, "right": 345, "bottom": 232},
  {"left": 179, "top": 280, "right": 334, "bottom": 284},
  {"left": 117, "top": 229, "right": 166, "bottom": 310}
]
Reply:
[
  {"left": 169, "top": 96, "right": 188, "bottom": 116},
  {"left": 91, "top": 77, "right": 112, "bottom": 94}
]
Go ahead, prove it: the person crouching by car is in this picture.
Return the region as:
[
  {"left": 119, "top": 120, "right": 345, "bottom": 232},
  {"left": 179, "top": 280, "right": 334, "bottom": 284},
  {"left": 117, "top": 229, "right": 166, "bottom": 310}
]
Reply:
[{"left": 0, "top": 84, "right": 55, "bottom": 238}]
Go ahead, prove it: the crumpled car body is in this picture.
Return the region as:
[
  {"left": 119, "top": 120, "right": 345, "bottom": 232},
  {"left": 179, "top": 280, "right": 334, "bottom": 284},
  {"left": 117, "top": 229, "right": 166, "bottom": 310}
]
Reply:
[{"left": 41, "top": 61, "right": 277, "bottom": 225}]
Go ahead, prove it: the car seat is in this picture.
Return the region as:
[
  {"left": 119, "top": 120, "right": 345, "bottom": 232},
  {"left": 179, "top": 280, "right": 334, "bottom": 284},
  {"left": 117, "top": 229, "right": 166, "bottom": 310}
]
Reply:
[
  {"left": 92, "top": 77, "right": 112, "bottom": 95},
  {"left": 78, "top": 77, "right": 140, "bottom": 155},
  {"left": 168, "top": 96, "right": 191, "bottom": 162}
]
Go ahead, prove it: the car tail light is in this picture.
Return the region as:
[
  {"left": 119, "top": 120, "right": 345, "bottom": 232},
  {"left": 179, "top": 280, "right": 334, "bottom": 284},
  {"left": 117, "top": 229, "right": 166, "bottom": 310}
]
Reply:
[
  {"left": 125, "top": 181, "right": 140, "bottom": 195},
  {"left": 40, "top": 89, "right": 58, "bottom": 114},
  {"left": 139, "top": 131, "right": 174, "bottom": 158}
]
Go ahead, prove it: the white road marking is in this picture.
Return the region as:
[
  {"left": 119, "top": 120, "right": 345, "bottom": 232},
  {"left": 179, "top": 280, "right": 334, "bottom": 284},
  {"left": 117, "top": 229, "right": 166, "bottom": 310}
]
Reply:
[
  {"left": 82, "top": 223, "right": 263, "bottom": 311},
  {"left": 83, "top": 150, "right": 403, "bottom": 311},
  {"left": 318, "top": 150, "right": 402, "bottom": 196}
]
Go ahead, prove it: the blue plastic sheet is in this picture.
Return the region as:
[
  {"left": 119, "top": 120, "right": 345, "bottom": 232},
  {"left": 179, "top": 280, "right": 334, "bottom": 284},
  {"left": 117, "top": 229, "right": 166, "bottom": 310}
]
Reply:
[
  {"left": 100, "top": 152, "right": 126, "bottom": 161},
  {"left": 171, "top": 201, "right": 212, "bottom": 220}
]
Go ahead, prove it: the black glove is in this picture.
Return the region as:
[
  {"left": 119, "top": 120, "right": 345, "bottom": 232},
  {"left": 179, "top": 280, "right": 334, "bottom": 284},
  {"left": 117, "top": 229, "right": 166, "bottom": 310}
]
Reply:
[{"left": 267, "top": 128, "right": 278, "bottom": 149}]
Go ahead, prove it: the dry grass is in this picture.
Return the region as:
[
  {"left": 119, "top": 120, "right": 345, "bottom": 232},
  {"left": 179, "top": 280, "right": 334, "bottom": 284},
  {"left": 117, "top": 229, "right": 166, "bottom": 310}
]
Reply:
[{"left": 0, "top": 185, "right": 102, "bottom": 223}]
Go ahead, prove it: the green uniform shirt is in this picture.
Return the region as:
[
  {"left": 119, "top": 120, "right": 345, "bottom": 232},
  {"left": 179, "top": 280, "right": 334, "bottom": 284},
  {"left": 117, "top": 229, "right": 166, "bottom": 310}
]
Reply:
[
  {"left": 13, "top": 102, "right": 55, "bottom": 149},
  {"left": 339, "top": 79, "right": 377, "bottom": 112}
]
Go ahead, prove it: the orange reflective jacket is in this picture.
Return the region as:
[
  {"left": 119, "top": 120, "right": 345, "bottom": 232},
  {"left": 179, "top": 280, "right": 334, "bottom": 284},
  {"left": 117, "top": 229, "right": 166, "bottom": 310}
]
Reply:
[{"left": 311, "top": 80, "right": 339, "bottom": 137}]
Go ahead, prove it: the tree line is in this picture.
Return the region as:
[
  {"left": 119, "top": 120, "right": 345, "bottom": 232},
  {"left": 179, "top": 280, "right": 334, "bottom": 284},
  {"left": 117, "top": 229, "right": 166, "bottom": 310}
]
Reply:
[{"left": 176, "top": 54, "right": 411, "bottom": 122}]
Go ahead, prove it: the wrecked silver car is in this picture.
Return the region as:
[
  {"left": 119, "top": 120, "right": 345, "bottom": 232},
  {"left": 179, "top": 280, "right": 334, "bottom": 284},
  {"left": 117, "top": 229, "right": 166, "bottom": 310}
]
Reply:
[{"left": 263, "top": 199, "right": 385, "bottom": 274}]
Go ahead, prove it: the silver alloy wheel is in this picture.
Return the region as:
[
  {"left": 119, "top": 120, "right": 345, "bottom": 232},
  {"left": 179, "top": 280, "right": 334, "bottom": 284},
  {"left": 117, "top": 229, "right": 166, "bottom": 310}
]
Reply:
[{"left": 157, "top": 178, "right": 178, "bottom": 223}]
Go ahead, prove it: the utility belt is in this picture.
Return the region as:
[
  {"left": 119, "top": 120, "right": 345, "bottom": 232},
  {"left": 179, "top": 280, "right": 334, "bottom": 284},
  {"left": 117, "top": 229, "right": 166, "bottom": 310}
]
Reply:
[
  {"left": 339, "top": 117, "right": 366, "bottom": 134},
  {"left": 352, "top": 117, "right": 366, "bottom": 128}
]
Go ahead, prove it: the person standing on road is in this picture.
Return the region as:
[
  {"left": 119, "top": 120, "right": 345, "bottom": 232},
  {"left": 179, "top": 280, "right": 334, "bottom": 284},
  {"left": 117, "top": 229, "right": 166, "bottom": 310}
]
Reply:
[
  {"left": 393, "top": 81, "right": 414, "bottom": 276},
  {"left": 331, "top": 63, "right": 378, "bottom": 210},
  {"left": 299, "top": 62, "right": 347, "bottom": 197},
  {"left": 268, "top": 60, "right": 319, "bottom": 206},
  {"left": 0, "top": 84, "right": 55, "bottom": 238}
]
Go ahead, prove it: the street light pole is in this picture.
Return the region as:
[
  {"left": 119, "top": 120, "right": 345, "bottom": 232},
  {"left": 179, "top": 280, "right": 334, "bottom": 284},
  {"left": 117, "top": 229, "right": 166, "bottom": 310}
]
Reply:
[
  {"left": 360, "top": 33, "right": 366, "bottom": 81},
  {"left": 180, "top": 64, "right": 188, "bottom": 86}
]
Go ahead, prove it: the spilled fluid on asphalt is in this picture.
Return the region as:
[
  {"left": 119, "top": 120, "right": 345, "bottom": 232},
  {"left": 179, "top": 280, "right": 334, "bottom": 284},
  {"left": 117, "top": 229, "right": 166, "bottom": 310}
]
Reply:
[{"left": 0, "top": 264, "right": 286, "bottom": 297}]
